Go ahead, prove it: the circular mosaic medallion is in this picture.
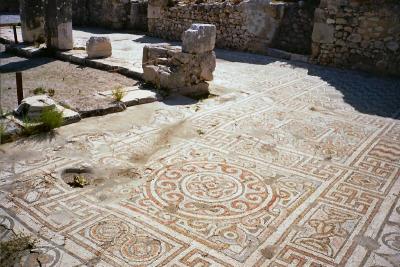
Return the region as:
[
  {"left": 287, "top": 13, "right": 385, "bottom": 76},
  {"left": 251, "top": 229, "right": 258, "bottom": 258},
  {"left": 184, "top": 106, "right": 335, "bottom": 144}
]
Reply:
[
  {"left": 89, "top": 220, "right": 130, "bottom": 243},
  {"left": 181, "top": 172, "right": 243, "bottom": 203},
  {"left": 120, "top": 235, "right": 162, "bottom": 262},
  {"left": 148, "top": 162, "right": 274, "bottom": 220}
]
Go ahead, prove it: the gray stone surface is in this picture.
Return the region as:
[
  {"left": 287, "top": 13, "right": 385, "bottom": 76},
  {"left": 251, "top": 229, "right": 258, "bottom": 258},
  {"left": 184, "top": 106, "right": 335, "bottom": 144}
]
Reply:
[
  {"left": 99, "top": 87, "right": 160, "bottom": 107},
  {"left": 182, "top": 24, "right": 216, "bottom": 54},
  {"left": 86, "top": 37, "right": 112, "bottom": 59},
  {"left": 312, "top": 23, "right": 334, "bottom": 44}
]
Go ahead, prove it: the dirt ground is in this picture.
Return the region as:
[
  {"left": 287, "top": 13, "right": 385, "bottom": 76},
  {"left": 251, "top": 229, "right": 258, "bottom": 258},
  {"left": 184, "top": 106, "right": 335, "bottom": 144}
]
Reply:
[{"left": 0, "top": 48, "right": 138, "bottom": 114}]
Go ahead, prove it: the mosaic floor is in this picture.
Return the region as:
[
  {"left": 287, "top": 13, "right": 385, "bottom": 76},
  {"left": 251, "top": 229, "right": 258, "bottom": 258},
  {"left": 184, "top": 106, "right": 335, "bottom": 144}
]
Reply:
[{"left": 1, "top": 45, "right": 400, "bottom": 266}]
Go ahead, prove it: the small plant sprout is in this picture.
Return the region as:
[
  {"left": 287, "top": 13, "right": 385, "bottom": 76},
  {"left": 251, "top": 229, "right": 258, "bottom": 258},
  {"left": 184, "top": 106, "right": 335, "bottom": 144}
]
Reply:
[
  {"left": 47, "top": 89, "right": 56, "bottom": 97},
  {"left": 112, "top": 86, "right": 125, "bottom": 102},
  {"left": 22, "top": 116, "right": 37, "bottom": 136},
  {"left": 33, "top": 87, "right": 46, "bottom": 95},
  {"left": 73, "top": 175, "right": 89, "bottom": 188},
  {"left": 40, "top": 107, "right": 64, "bottom": 131}
]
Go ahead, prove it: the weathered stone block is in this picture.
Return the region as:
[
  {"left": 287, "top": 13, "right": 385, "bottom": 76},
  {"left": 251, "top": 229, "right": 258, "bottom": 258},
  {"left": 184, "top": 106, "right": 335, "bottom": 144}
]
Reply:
[
  {"left": 14, "top": 95, "right": 80, "bottom": 124},
  {"left": 182, "top": 24, "right": 216, "bottom": 54},
  {"left": 142, "top": 44, "right": 216, "bottom": 96},
  {"left": 15, "top": 95, "right": 57, "bottom": 120},
  {"left": 312, "top": 23, "right": 335, "bottom": 44},
  {"left": 86, "top": 37, "right": 112, "bottom": 59}
]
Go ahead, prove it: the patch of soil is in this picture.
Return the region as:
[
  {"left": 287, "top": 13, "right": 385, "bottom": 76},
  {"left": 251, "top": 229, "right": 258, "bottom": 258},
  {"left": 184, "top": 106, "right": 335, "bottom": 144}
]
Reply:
[
  {"left": 0, "top": 51, "right": 138, "bottom": 114},
  {"left": 0, "top": 234, "right": 36, "bottom": 267}
]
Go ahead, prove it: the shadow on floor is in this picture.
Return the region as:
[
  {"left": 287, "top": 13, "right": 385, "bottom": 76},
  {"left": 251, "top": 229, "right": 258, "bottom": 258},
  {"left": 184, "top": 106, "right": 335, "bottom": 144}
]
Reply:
[
  {"left": 73, "top": 27, "right": 124, "bottom": 35},
  {"left": 0, "top": 52, "right": 54, "bottom": 73},
  {"left": 216, "top": 48, "right": 400, "bottom": 119},
  {"left": 297, "top": 62, "right": 400, "bottom": 119},
  {"left": 131, "top": 36, "right": 179, "bottom": 46}
]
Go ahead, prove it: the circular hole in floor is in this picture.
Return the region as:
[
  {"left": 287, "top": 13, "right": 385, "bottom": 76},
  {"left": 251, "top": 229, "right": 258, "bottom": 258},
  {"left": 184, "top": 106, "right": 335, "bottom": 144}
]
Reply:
[{"left": 61, "top": 167, "right": 95, "bottom": 188}]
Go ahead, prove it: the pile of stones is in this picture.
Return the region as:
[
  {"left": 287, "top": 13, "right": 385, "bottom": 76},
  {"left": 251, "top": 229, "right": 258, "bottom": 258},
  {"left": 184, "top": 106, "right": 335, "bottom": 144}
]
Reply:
[{"left": 142, "top": 24, "right": 217, "bottom": 97}]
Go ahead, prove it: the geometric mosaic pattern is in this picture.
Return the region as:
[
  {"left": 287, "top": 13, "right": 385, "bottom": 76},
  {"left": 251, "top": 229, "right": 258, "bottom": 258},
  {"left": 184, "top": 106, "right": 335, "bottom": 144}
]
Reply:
[{"left": 1, "top": 57, "right": 399, "bottom": 266}]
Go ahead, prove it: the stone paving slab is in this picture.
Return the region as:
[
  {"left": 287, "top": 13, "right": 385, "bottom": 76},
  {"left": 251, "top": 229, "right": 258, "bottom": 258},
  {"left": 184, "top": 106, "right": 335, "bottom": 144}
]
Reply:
[
  {"left": 99, "top": 86, "right": 161, "bottom": 107},
  {"left": 1, "top": 26, "right": 400, "bottom": 267}
]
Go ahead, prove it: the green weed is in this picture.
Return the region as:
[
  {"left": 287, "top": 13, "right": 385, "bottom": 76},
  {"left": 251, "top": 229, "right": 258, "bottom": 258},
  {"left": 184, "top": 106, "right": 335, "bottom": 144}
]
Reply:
[
  {"left": 22, "top": 116, "right": 37, "bottom": 136},
  {"left": 47, "top": 89, "right": 56, "bottom": 97},
  {"left": 32, "top": 87, "right": 46, "bottom": 95},
  {"left": 70, "top": 175, "right": 89, "bottom": 188},
  {"left": 40, "top": 107, "right": 64, "bottom": 131},
  {"left": 112, "top": 86, "right": 125, "bottom": 102}
]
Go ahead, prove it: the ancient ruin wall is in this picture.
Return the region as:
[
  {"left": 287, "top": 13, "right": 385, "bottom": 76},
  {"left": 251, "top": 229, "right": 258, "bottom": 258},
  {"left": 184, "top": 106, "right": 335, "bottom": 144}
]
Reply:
[
  {"left": 311, "top": 0, "right": 400, "bottom": 76},
  {"left": 148, "top": 2, "right": 263, "bottom": 52},
  {"left": 72, "top": 0, "right": 148, "bottom": 31},
  {"left": 148, "top": 0, "right": 314, "bottom": 54},
  {"left": 272, "top": 3, "right": 315, "bottom": 55},
  {"left": 148, "top": 1, "right": 313, "bottom": 53}
]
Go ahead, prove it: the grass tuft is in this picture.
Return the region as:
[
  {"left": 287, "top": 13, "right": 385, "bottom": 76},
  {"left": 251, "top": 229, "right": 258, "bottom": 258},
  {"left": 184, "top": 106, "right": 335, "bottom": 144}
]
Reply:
[
  {"left": 32, "top": 87, "right": 46, "bottom": 95},
  {"left": 112, "top": 86, "right": 125, "bottom": 102},
  {"left": 47, "top": 89, "right": 55, "bottom": 97},
  {"left": 40, "top": 107, "right": 64, "bottom": 131},
  {"left": 69, "top": 175, "right": 89, "bottom": 188}
]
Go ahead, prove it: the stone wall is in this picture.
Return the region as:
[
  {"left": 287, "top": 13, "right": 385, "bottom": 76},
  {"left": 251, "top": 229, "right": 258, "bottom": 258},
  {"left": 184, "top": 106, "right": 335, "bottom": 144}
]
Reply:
[
  {"left": 272, "top": 3, "right": 314, "bottom": 55},
  {"left": 0, "top": 0, "right": 19, "bottom": 13},
  {"left": 312, "top": 0, "right": 400, "bottom": 76},
  {"left": 72, "top": 0, "right": 148, "bottom": 31},
  {"left": 148, "top": 0, "right": 307, "bottom": 53}
]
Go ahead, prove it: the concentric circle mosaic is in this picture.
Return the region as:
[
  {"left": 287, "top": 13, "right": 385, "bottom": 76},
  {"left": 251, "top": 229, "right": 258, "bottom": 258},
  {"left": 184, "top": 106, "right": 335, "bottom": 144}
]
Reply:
[{"left": 147, "top": 162, "right": 274, "bottom": 220}]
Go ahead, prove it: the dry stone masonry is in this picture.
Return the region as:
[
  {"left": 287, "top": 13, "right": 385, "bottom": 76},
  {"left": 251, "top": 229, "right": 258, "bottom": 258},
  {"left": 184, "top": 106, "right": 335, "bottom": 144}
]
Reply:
[
  {"left": 272, "top": 2, "right": 315, "bottom": 55},
  {"left": 311, "top": 0, "right": 400, "bottom": 75},
  {"left": 72, "top": 0, "right": 148, "bottom": 31},
  {"left": 147, "top": 0, "right": 295, "bottom": 53},
  {"left": 142, "top": 24, "right": 216, "bottom": 96}
]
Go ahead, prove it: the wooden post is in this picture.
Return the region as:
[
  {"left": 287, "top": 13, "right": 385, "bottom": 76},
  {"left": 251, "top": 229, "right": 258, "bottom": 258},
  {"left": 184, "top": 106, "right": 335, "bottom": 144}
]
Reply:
[
  {"left": 16, "top": 72, "right": 23, "bottom": 105},
  {"left": 13, "top": 26, "right": 18, "bottom": 44}
]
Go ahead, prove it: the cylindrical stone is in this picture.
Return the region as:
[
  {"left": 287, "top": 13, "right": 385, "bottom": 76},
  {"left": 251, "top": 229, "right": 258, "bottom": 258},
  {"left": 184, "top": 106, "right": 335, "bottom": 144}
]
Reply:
[
  {"left": 20, "top": 0, "right": 46, "bottom": 43},
  {"left": 45, "top": 0, "right": 73, "bottom": 50}
]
